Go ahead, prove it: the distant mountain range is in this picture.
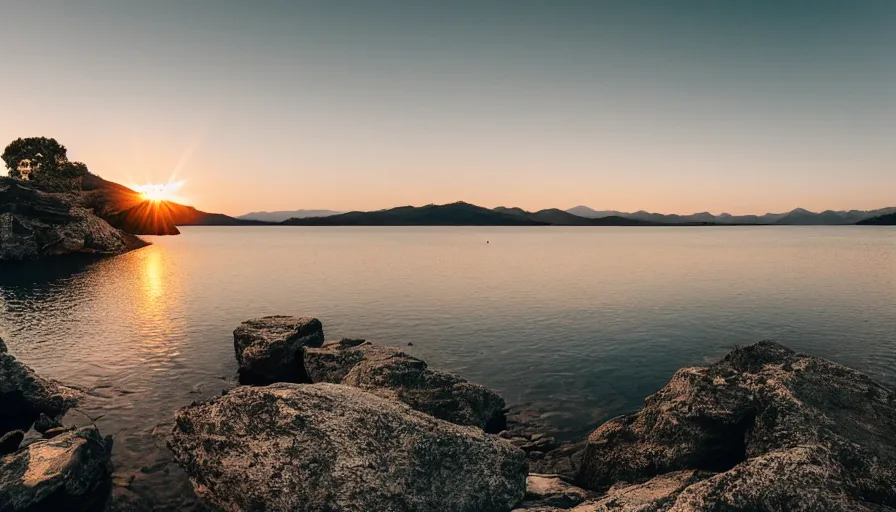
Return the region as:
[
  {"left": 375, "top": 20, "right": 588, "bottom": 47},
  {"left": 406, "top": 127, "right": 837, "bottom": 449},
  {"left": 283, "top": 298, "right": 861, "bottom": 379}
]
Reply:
[
  {"left": 237, "top": 210, "right": 343, "bottom": 222},
  {"left": 283, "top": 202, "right": 547, "bottom": 226},
  {"left": 283, "top": 203, "right": 703, "bottom": 226},
  {"left": 566, "top": 205, "right": 896, "bottom": 225},
  {"left": 131, "top": 197, "right": 896, "bottom": 228}
]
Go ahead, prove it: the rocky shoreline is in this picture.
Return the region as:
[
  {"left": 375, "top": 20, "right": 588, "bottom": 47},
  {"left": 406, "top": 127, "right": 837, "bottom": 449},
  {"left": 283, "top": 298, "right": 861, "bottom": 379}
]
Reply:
[
  {"left": 2, "top": 317, "right": 896, "bottom": 511},
  {"left": 0, "top": 177, "right": 149, "bottom": 263},
  {"left": 0, "top": 336, "right": 114, "bottom": 511}
]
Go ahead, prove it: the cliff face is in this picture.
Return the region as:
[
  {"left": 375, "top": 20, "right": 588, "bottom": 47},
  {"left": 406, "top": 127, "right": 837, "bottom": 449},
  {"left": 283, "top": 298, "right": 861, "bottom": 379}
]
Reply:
[{"left": 0, "top": 177, "right": 148, "bottom": 262}]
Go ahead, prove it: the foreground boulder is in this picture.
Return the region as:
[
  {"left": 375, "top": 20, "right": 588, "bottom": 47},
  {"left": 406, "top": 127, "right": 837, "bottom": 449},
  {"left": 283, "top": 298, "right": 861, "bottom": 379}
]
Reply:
[
  {"left": 0, "top": 177, "right": 147, "bottom": 262},
  {"left": 0, "top": 336, "right": 78, "bottom": 434},
  {"left": 514, "top": 471, "right": 711, "bottom": 512},
  {"left": 169, "top": 383, "right": 527, "bottom": 512},
  {"left": 304, "top": 340, "right": 507, "bottom": 432},
  {"left": 232, "top": 316, "right": 324, "bottom": 384},
  {"left": 0, "top": 426, "right": 113, "bottom": 511},
  {"left": 576, "top": 341, "right": 896, "bottom": 511}
]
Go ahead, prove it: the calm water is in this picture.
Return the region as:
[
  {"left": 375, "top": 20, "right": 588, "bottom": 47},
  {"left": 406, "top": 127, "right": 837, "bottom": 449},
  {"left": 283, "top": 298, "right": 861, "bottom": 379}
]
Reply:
[{"left": 1, "top": 226, "right": 895, "bottom": 509}]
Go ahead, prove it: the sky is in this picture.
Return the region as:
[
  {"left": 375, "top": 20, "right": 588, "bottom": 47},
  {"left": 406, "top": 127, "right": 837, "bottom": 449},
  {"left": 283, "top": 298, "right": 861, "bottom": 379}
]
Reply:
[{"left": 1, "top": 1, "right": 894, "bottom": 216}]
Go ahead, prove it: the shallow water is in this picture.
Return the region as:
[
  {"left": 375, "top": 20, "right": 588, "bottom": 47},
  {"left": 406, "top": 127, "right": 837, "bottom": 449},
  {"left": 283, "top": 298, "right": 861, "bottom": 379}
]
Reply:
[{"left": 1, "top": 226, "right": 895, "bottom": 509}]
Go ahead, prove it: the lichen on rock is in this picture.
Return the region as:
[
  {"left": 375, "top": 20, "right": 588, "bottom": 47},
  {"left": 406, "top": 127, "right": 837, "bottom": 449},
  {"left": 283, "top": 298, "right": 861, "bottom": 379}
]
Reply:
[
  {"left": 574, "top": 341, "right": 896, "bottom": 511},
  {"left": 168, "top": 382, "right": 528, "bottom": 512},
  {"left": 304, "top": 339, "right": 508, "bottom": 432}
]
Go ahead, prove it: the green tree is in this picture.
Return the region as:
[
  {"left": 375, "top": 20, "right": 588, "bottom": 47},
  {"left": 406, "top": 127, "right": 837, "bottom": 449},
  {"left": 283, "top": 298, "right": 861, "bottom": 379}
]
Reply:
[{"left": 2, "top": 137, "right": 86, "bottom": 191}]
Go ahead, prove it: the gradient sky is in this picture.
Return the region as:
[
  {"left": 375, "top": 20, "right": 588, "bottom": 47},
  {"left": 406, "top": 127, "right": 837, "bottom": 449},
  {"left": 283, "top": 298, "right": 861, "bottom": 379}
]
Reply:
[{"left": 2, "top": 1, "right": 894, "bottom": 215}]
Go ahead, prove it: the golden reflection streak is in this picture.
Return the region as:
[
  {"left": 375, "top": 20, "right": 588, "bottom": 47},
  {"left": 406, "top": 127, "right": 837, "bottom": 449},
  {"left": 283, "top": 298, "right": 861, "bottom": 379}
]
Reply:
[{"left": 135, "top": 249, "right": 184, "bottom": 370}]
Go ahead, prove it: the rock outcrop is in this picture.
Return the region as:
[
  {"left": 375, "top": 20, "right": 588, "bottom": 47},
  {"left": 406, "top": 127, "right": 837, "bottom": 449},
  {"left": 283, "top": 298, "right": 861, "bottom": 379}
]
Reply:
[
  {"left": 0, "top": 336, "right": 79, "bottom": 434},
  {"left": 232, "top": 316, "right": 324, "bottom": 385},
  {"left": 575, "top": 341, "right": 896, "bottom": 511},
  {"left": 515, "top": 474, "right": 593, "bottom": 510},
  {"left": 304, "top": 339, "right": 508, "bottom": 432},
  {"left": 169, "top": 383, "right": 528, "bottom": 512},
  {"left": 0, "top": 426, "right": 113, "bottom": 511},
  {"left": 0, "top": 177, "right": 147, "bottom": 262}
]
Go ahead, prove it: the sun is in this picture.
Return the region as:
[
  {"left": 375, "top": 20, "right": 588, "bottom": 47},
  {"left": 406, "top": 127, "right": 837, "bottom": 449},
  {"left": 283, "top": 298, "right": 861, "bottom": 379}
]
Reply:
[{"left": 136, "top": 181, "right": 184, "bottom": 203}]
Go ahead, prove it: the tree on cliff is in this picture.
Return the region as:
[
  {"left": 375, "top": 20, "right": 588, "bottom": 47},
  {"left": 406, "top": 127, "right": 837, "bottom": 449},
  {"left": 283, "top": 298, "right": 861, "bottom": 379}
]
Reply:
[{"left": 2, "top": 137, "right": 88, "bottom": 192}]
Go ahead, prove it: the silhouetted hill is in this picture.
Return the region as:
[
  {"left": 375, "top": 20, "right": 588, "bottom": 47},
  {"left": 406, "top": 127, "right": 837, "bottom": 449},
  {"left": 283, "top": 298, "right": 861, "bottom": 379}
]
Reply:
[
  {"left": 283, "top": 203, "right": 665, "bottom": 226},
  {"left": 495, "top": 207, "right": 658, "bottom": 226},
  {"left": 82, "top": 174, "right": 267, "bottom": 233},
  {"left": 857, "top": 213, "right": 896, "bottom": 225},
  {"left": 283, "top": 202, "right": 548, "bottom": 226},
  {"left": 566, "top": 206, "right": 627, "bottom": 219},
  {"left": 567, "top": 206, "right": 720, "bottom": 224},
  {"left": 238, "top": 210, "right": 342, "bottom": 222}
]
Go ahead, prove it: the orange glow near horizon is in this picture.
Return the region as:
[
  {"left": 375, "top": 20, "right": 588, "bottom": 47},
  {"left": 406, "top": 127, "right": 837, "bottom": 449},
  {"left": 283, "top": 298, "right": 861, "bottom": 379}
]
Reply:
[{"left": 136, "top": 181, "right": 185, "bottom": 203}]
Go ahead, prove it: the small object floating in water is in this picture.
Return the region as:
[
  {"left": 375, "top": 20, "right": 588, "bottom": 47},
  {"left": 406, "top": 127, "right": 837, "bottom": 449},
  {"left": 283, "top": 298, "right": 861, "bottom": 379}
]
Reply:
[{"left": 407, "top": 342, "right": 414, "bottom": 346}]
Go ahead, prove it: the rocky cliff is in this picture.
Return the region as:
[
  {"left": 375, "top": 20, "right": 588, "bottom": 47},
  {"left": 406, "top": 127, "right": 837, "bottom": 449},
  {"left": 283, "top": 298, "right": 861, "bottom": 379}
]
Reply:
[{"left": 0, "top": 177, "right": 148, "bottom": 262}]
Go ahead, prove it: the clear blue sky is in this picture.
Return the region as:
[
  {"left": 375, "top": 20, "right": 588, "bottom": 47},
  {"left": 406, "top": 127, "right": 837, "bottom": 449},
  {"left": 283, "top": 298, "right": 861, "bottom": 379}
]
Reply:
[{"left": 2, "top": 1, "right": 894, "bottom": 215}]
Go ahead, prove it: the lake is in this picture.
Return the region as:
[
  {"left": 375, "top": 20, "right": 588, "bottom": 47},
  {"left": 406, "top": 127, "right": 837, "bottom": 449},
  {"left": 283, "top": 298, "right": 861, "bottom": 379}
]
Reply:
[{"left": 1, "top": 226, "right": 895, "bottom": 509}]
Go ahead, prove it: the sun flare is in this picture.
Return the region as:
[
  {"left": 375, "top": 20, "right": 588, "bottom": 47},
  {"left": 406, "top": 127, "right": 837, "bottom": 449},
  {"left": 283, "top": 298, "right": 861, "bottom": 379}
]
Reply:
[{"left": 136, "top": 181, "right": 184, "bottom": 203}]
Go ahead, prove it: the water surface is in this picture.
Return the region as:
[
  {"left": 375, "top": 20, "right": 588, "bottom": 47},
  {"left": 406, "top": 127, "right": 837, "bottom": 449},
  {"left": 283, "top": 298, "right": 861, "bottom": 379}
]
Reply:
[{"left": 1, "top": 226, "right": 895, "bottom": 508}]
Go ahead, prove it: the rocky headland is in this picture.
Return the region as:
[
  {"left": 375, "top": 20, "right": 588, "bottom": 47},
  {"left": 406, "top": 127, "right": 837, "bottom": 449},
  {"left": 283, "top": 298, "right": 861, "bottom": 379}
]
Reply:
[
  {"left": 164, "top": 317, "right": 896, "bottom": 511},
  {"left": 0, "top": 177, "right": 149, "bottom": 263}
]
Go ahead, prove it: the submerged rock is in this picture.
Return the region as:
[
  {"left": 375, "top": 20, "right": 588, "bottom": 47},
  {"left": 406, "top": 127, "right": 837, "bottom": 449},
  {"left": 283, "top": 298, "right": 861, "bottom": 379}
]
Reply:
[
  {"left": 232, "top": 316, "right": 324, "bottom": 385},
  {"left": 0, "top": 336, "right": 79, "bottom": 434},
  {"left": 0, "top": 177, "right": 147, "bottom": 263},
  {"left": 169, "top": 383, "right": 527, "bottom": 512},
  {"left": 304, "top": 340, "right": 507, "bottom": 432},
  {"left": 0, "top": 426, "right": 113, "bottom": 512},
  {"left": 576, "top": 341, "right": 896, "bottom": 511}
]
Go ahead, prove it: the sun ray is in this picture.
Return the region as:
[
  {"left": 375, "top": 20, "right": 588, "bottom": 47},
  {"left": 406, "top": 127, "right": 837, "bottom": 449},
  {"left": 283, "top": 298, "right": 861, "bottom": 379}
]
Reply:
[{"left": 136, "top": 181, "right": 185, "bottom": 203}]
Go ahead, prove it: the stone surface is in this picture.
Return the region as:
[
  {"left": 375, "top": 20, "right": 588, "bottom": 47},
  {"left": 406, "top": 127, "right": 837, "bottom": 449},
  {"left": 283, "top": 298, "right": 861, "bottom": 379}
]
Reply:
[
  {"left": 232, "top": 316, "right": 324, "bottom": 385},
  {"left": 0, "top": 426, "right": 113, "bottom": 512},
  {"left": 0, "top": 177, "right": 147, "bottom": 262},
  {"left": 168, "top": 382, "right": 527, "bottom": 512},
  {"left": 0, "top": 337, "right": 79, "bottom": 434},
  {"left": 33, "top": 413, "right": 62, "bottom": 435},
  {"left": 576, "top": 341, "right": 896, "bottom": 511},
  {"left": 515, "top": 474, "right": 592, "bottom": 510},
  {"left": 530, "top": 441, "right": 587, "bottom": 480},
  {"left": 304, "top": 340, "right": 507, "bottom": 432}
]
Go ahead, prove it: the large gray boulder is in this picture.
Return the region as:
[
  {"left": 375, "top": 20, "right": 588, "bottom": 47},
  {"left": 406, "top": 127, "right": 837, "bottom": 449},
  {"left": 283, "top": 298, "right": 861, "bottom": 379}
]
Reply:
[
  {"left": 232, "top": 316, "right": 324, "bottom": 385},
  {"left": 576, "top": 341, "right": 896, "bottom": 511},
  {"left": 169, "top": 383, "right": 527, "bottom": 512},
  {"left": 0, "top": 426, "right": 113, "bottom": 511},
  {"left": 0, "top": 177, "right": 147, "bottom": 262},
  {"left": 304, "top": 340, "right": 507, "bottom": 432},
  {"left": 0, "top": 336, "right": 79, "bottom": 435}
]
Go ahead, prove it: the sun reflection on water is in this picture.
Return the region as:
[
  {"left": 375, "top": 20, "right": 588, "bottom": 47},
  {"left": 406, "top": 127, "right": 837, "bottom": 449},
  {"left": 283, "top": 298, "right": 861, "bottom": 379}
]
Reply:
[{"left": 135, "top": 249, "right": 184, "bottom": 371}]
